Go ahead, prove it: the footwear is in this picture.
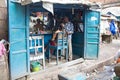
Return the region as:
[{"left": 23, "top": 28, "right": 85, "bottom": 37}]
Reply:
[{"left": 68, "top": 58, "right": 72, "bottom": 61}]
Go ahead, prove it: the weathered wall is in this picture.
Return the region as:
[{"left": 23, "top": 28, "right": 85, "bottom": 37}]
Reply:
[
  {"left": 0, "top": 0, "right": 8, "bottom": 40},
  {"left": 0, "top": 1, "right": 9, "bottom": 80}
]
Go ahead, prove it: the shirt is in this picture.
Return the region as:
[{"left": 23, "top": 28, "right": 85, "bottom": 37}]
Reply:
[{"left": 64, "top": 22, "right": 74, "bottom": 39}]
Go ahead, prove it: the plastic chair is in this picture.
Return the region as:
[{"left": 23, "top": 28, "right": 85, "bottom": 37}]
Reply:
[
  {"left": 48, "top": 32, "right": 68, "bottom": 65},
  {"left": 29, "top": 35, "right": 45, "bottom": 69}
]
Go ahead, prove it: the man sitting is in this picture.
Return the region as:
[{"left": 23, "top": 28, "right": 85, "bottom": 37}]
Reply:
[{"left": 50, "top": 23, "right": 65, "bottom": 46}]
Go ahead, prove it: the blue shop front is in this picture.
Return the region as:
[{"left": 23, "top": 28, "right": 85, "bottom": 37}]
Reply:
[{"left": 8, "top": 0, "right": 100, "bottom": 80}]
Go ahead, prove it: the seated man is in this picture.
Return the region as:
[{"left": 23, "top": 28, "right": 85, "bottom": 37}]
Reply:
[
  {"left": 49, "top": 23, "right": 66, "bottom": 55},
  {"left": 51, "top": 23, "right": 65, "bottom": 45}
]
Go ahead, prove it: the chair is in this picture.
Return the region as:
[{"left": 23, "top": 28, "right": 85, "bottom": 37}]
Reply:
[
  {"left": 48, "top": 32, "right": 68, "bottom": 65},
  {"left": 29, "top": 35, "right": 45, "bottom": 69}
]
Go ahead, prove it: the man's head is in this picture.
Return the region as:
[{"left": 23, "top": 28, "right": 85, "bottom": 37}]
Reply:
[
  {"left": 64, "top": 16, "right": 69, "bottom": 23},
  {"left": 36, "top": 19, "right": 41, "bottom": 24},
  {"left": 58, "top": 23, "right": 64, "bottom": 31}
]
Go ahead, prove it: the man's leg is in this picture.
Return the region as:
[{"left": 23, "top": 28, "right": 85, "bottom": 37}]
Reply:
[
  {"left": 52, "top": 33, "right": 57, "bottom": 41},
  {"left": 115, "top": 33, "right": 118, "bottom": 39},
  {"left": 68, "top": 39, "right": 72, "bottom": 61}
]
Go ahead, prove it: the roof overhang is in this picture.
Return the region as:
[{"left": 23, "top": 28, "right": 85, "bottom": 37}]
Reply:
[
  {"left": 11, "top": 0, "right": 100, "bottom": 6},
  {"left": 11, "top": 0, "right": 101, "bottom": 14}
]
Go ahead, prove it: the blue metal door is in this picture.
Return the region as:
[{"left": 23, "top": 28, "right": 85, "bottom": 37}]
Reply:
[
  {"left": 84, "top": 10, "right": 100, "bottom": 59},
  {"left": 8, "top": 1, "right": 30, "bottom": 80}
]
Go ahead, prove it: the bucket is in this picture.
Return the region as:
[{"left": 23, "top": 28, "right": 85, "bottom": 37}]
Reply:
[{"left": 31, "top": 61, "right": 41, "bottom": 72}]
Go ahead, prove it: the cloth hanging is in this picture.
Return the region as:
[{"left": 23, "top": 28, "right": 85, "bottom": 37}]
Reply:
[
  {"left": 110, "top": 20, "right": 116, "bottom": 35},
  {"left": 0, "top": 43, "right": 6, "bottom": 57}
]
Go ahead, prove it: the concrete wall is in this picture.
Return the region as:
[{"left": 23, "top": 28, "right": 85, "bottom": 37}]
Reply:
[
  {"left": 0, "top": 0, "right": 8, "bottom": 40},
  {"left": 0, "top": 1, "right": 9, "bottom": 80}
]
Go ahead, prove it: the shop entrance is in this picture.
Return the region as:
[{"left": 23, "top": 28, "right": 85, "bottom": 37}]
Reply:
[
  {"left": 29, "top": 3, "right": 86, "bottom": 71},
  {"left": 8, "top": 1, "right": 100, "bottom": 79}
]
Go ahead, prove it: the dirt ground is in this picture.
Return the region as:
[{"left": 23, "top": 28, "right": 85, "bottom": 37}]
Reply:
[
  {"left": 87, "top": 38, "right": 120, "bottom": 80},
  {"left": 30, "top": 38, "right": 120, "bottom": 80}
]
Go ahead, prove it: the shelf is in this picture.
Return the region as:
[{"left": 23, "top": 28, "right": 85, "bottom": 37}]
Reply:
[{"left": 30, "top": 53, "right": 44, "bottom": 61}]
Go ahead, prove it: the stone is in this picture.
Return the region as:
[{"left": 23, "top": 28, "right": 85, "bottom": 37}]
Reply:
[{"left": 114, "top": 63, "right": 120, "bottom": 77}]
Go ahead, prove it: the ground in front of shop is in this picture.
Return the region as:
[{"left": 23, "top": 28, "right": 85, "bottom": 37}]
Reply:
[{"left": 29, "top": 39, "right": 120, "bottom": 80}]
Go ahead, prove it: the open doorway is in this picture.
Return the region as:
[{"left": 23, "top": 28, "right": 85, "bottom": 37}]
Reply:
[
  {"left": 54, "top": 8, "right": 84, "bottom": 59},
  {"left": 28, "top": 3, "right": 86, "bottom": 72}
]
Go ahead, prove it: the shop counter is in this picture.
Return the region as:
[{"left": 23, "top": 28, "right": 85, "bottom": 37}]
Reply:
[{"left": 30, "top": 32, "right": 53, "bottom": 46}]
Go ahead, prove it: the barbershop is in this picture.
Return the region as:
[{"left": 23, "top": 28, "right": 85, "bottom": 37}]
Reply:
[{"left": 8, "top": 0, "right": 100, "bottom": 79}]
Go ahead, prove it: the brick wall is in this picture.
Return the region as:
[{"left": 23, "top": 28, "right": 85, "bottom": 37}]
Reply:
[{"left": 0, "top": 0, "right": 8, "bottom": 40}]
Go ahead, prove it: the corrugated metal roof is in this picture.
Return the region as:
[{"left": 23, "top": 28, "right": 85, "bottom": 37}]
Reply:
[{"left": 102, "top": 7, "right": 120, "bottom": 17}]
